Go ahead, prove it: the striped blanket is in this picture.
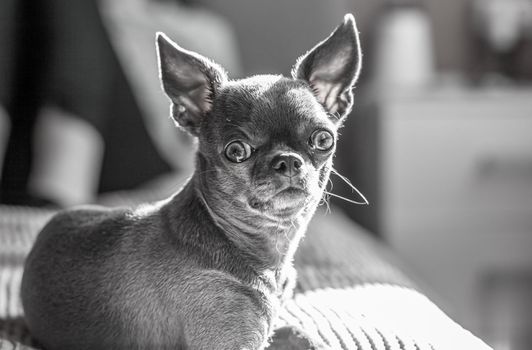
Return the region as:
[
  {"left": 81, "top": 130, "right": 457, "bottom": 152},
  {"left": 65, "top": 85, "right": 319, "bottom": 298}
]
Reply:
[{"left": 0, "top": 202, "right": 492, "bottom": 349}]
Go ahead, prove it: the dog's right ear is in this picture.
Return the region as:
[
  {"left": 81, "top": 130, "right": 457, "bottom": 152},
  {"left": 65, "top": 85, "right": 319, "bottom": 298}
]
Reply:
[{"left": 156, "top": 32, "right": 227, "bottom": 136}]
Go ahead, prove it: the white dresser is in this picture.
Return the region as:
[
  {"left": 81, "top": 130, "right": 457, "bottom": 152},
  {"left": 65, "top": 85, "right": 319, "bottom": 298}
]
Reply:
[{"left": 379, "top": 87, "right": 532, "bottom": 341}]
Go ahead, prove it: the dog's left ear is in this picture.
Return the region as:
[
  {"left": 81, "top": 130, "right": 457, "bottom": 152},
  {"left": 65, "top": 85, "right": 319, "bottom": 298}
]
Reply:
[{"left": 292, "top": 14, "right": 362, "bottom": 123}]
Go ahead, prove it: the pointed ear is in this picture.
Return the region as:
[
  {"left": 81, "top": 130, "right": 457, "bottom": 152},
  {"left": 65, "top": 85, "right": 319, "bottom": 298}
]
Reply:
[
  {"left": 156, "top": 32, "right": 227, "bottom": 136},
  {"left": 292, "top": 14, "right": 362, "bottom": 124}
]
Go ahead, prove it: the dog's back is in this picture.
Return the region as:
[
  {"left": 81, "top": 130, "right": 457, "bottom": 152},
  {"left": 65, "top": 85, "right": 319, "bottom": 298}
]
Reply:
[
  {"left": 23, "top": 206, "right": 132, "bottom": 349},
  {"left": 22, "top": 204, "right": 189, "bottom": 350}
]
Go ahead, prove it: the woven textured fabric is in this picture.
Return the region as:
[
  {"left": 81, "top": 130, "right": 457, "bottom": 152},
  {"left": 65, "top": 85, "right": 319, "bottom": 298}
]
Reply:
[
  {"left": 0, "top": 202, "right": 492, "bottom": 349},
  {"left": 276, "top": 286, "right": 490, "bottom": 350}
]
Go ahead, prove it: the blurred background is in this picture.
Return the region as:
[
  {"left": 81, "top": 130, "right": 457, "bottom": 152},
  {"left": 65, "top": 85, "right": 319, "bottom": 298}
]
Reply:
[{"left": 0, "top": 0, "right": 531, "bottom": 349}]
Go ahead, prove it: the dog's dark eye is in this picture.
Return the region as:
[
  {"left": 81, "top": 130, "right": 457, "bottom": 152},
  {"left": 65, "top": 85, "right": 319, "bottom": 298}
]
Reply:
[
  {"left": 225, "top": 141, "right": 253, "bottom": 163},
  {"left": 309, "top": 130, "right": 334, "bottom": 151}
]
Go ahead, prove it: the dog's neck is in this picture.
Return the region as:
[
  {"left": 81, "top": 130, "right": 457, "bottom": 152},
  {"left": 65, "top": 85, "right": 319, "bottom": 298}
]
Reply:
[{"left": 190, "top": 171, "right": 319, "bottom": 272}]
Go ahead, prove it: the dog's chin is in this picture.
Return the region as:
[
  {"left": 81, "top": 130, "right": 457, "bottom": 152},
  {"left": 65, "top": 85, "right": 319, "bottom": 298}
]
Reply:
[{"left": 248, "top": 187, "right": 311, "bottom": 220}]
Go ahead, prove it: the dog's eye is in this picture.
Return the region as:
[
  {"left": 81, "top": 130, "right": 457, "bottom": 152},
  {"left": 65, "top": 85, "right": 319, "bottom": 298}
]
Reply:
[
  {"left": 309, "top": 130, "right": 334, "bottom": 151},
  {"left": 225, "top": 141, "right": 253, "bottom": 163}
]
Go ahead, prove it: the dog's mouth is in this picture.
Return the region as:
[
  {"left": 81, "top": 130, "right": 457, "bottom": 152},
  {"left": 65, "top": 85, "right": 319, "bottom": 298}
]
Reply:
[
  {"left": 276, "top": 187, "right": 307, "bottom": 199},
  {"left": 248, "top": 186, "right": 311, "bottom": 219}
]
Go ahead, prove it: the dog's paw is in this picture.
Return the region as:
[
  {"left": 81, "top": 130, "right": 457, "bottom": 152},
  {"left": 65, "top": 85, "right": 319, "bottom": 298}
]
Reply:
[{"left": 266, "top": 326, "right": 329, "bottom": 350}]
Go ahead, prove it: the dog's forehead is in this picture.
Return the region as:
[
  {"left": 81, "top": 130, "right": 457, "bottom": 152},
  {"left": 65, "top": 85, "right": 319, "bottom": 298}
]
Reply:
[{"left": 216, "top": 75, "right": 326, "bottom": 132}]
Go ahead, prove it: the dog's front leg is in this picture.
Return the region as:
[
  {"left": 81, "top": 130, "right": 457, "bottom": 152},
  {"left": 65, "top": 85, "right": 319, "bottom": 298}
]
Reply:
[{"left": 176, "top": 271, "right": 272, "bottom": 350}]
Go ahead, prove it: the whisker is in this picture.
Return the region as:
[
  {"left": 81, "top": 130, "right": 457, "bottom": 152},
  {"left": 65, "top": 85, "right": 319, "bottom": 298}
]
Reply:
[
  {"left": 326, "top": 176, "right": 334, "bottom": 193},
  {"left": 317, "top": 173, "right": 334, "bottom": 213},
  {"left": 329, "top": 168, "right": 369, "bottom": 205},
  {"left": 323, "top": 191, "right": 368, "bottom": 205},
  {"left": 320, "top": 192, "right": 332, "bottom": 214}
]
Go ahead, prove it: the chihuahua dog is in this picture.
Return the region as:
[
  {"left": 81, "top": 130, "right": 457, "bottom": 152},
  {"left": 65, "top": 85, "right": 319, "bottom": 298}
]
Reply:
[{"left": 21, "top": 14, "right": 361, "bottom": 350}]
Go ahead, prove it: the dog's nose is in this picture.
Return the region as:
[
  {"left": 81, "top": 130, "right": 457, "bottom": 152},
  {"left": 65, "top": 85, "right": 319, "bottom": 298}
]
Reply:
[{"left": 271, "top": 153, "right": 304, "bottom": 177}]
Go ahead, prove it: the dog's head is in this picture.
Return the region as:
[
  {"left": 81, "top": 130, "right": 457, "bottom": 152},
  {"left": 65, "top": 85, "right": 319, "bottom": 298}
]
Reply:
[{"left": 157, "top": 14, "right": 361, "bottom": 222}]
